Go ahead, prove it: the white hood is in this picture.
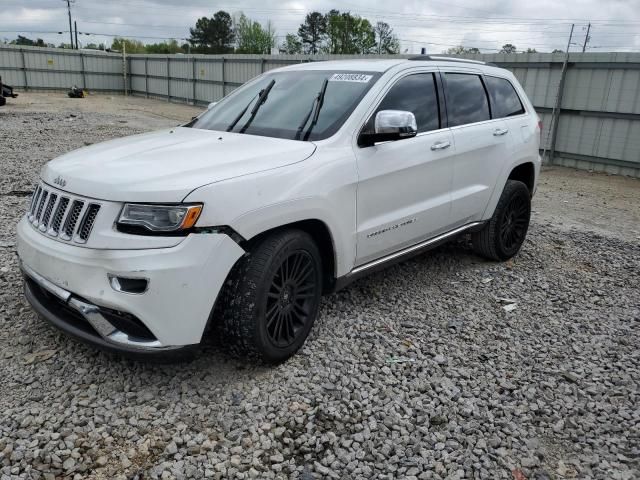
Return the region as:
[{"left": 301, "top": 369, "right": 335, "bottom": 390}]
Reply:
[{"left": 41, "top": 127, "right": 316, "bottom": 202}]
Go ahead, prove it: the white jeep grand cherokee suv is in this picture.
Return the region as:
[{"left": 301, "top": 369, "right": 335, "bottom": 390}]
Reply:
[{"left": 17, "top": 56, "right": 540, "bottom": 362}]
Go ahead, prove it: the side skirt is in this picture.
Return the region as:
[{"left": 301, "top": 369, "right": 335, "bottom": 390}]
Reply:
[{"left": 332, "top": 221, "right": 485, "bottom": 292}]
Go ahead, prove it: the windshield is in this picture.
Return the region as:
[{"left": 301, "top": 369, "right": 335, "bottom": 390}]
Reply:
[{"left": 189, "top": 70, "right": 381, "bottom": 141}]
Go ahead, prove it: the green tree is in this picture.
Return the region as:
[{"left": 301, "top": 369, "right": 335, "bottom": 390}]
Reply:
[
  {"left": 111, "top": 37, "right": 146, "bottom": 53},
  {"left": 234, "top": 14, "right": 275, "bottom": 54},
  {"left": 324, "top": 10, "right": 375, "bottom": 54},
  {"left": 298, "top": 12, "right": 326, "bottom": 54},
  {"left": 145, "top": 39, "right": 184, "bottom": 54},
  {"left": 499, "top": 43, "right": 517, "bottom": 54},
  {"left": 373, "top": 21, "right": 399, "bottom": 54},
  {"left": 552, "top": 48, "right": 564, "bottom": 53},
  {"left": 444, "top": 45, "right": 480, "bottom": 54},
  {"left": 189, "top": 10, "right": 235, "bottom": 54},
  {"left": 280, "top": 33, "right": 302, "bottom": 54},
  {"left": 525, "top": 48, "right": 537, "bottom": 53},
  {"left": 10, "top": 35, "right": 45, "bottom": 47}
]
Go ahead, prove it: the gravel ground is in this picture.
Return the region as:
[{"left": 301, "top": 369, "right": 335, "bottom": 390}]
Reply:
[{"left": 1, "top": 93, "right": 639, "bottom": 480}]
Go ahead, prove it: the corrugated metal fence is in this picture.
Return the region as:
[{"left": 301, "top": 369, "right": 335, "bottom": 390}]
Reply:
[{"left": 2, "top": 45, "right": 639, "bottom": 177}]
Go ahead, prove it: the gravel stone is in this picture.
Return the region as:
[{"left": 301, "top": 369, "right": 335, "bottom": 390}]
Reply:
[{"left": 0, "top": 93, "right": 638, "bottom": 480}]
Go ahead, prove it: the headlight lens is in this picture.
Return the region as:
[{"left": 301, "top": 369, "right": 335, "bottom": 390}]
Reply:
[{"left": 117, "top": 204, "right": 202, "bottom": 232}]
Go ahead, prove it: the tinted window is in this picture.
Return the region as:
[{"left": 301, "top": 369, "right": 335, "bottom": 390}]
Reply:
[
  {"left": 444, "top": 73, "right": 490, "bottom": 127},
  {"left": 485, "top": 76, "right": 525, "bottom": 118},
  {"left": 367, "top": 73, "right": 440, "bottom": 134}
]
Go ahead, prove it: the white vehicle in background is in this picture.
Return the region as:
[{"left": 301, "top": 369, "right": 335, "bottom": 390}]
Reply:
[{"left": 17, "top": 56, "right": 541, "bottom": 362}]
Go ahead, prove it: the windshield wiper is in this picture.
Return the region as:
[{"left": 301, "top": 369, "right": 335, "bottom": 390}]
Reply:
[
  {"left": 238, "top": 79, "right": 276, "bottom": 134},
  {"left": 295, "top": 77, "right": 329, "bottom": 141},
  {"left": 226, "top": 93, "right": 258, "bottom": 132}
]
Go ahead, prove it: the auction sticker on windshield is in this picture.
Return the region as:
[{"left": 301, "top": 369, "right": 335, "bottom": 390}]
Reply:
[{"left": 328, "top": 73, "right": 373, "bottom": 83}]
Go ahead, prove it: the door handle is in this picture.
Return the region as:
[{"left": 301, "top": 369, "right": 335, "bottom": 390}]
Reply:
[
  {"left": 493, "top": 128, "right": 509, "bottom": 136},
  {"left": 431, "top": 140, "right": 451, "bottom": 151}
]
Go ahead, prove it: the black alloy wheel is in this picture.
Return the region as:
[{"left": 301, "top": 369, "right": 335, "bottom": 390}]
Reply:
[
  {"left": 472, "top": 179, "right": 531, "bottom": 261},
  {"left": 216, "top": 229, "right": 323, "bottom": 363},
  {"left": 265, "top": 251, "right": 318, "bottom": 348},
  {"left": 499, "top": 194, "right": 530, "bottom": 252}
]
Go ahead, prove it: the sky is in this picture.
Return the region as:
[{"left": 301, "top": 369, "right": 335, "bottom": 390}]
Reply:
[{"left": 2, "top": 0, "right": 640, "bottom": 53}]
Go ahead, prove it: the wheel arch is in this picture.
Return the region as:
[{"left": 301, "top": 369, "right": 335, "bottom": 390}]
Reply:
[
  {"left": 242, "top": 219, "right": 338, "bottom": 293},
  {"left": 507, "top": 161, "right": 536, "bottom": 195}
]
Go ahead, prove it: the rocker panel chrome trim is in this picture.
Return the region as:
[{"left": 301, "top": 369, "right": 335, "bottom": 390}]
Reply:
[{"left": 351, "top": 222, "right": 483, "bottom": 275}]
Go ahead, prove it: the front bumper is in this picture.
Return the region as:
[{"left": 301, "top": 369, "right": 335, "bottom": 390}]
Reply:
[{"left": 17, "top": 216, "right": 245, "bottom": 351}]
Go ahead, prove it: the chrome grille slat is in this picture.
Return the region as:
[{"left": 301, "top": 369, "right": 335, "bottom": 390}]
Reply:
[
  {"left": 78, "top": 204, "right": 101, "bottom": 242},
  {"left": 26, "top": 181, "right": 102, "bottom": 244},
  {"left": 34, "top": 190, "right": 49, "bottom": 226},
  {"left": 49, "top": 197, "right": 70, "bottom": 236},
  {"left": 39, "top": 193, "right": 58, "bottom": 232},
  {"left": 71, "top": 202, "right": 89, "bottom": 243},
  {"left": 61, "top": 200, "right": 85, "bottom": 241},
  {"left": 28, "top": 186, "right": 41, "bottom": 219}
]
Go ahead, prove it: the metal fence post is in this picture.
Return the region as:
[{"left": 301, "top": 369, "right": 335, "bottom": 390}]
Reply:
[
  {"left": 20, "top": 48, "right": 28, "bottom": 90},
  {"left": 261, "top": 57, "right": 265, "bottom": 73},
  {"left": 144, "top": 57, "right": 149, "bottom": 98},
  {"left": 221, "top": 57, "right": 226, "bottom": 99},
  {"left": 192, "top": 56, "right": 197, "bottom": 105},
  {"left": 122, "top": 44, "right": 127, "bottom": 96},
  {"left": 79, "top": 52, "right": 86, "bottom": 89},
  {"left": 166, "top": 56, "right": 170, "bottom": 102}
]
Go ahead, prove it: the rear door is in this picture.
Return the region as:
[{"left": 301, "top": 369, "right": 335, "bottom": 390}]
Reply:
[
  {"left": 353, "top": 71, "right": 455, "bottom": 266},
  {"left": 442, "top": 71, "right": 511, "bottom": 225}
]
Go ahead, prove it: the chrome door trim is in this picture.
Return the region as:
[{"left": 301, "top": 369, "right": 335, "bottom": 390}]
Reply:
[{"left": 351, "top": 221, "right": 482, "bottom": 276}]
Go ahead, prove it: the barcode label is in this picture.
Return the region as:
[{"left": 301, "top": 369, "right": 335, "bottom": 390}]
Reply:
[{"left": 328, "top": 73, "right": 373, "bottom": 83}]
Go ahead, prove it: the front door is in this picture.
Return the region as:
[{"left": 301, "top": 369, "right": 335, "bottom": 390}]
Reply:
[{"left": 354, "top": 72, "right": 456, "bottom": 266}]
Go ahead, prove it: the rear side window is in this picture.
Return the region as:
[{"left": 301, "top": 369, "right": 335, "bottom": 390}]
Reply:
[
  {"left": 485, "top": 76, "right": 525, "bottom": 118},
  {"left": 444, "top": 73, "right": 490, "bottom": 127},
  {"left": 369, "top": 73, "right": 440, "bottom": 133}
]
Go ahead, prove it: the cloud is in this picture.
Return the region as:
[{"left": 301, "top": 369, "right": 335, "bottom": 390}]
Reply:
[{"left": 1, "top": 0, "right": 638, "bottom": 52}]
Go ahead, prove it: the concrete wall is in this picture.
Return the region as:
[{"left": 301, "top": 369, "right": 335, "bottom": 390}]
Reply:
[{"left": 1, "top": 45, "right": 639, "bottom": 177}]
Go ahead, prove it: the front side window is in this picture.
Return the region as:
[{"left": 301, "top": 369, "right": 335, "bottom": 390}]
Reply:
[
  {"left": 364, "top": 73, "right": 440, "bottom": 134},
  {"left": 444, "top": 73, "right": 490, "bottom": 127},
  {"left": 485, "top": 76, "right": 525, "bottom": 118},
  {"left": 189, "top": 70, "right": 381, "bottom": 141}
]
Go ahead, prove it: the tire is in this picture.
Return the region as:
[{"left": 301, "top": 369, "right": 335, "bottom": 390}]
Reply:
[
  {"left": 472, "top": 179, "right": 531, "bottom": 261},
  {"left": 0, "top": 97, "right": 6, "bottom": 107},
  {"left": 215, "top": 229, "right": 323, "bottom": 363}
]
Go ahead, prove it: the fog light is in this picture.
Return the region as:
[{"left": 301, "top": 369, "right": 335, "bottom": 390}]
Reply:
[{"left": 108, "top": 275, "right": 148, "bottom": 294}]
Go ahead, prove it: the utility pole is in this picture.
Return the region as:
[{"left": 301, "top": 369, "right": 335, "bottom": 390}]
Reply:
[
  {"left": 546, "top": 23, "right": 574, "bottom": 164},
  {"left": 63, "top": 0, "right": 74, "bottom": 49},
  {"left": 74, "top": 21, "right": 79, "bottom": 49},
  {"left": 582, "top": 23, "right": 591, "bottom": 52}
]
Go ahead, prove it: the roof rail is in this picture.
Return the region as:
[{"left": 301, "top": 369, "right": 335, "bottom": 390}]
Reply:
[{"left": 407, "top": 55, "right": 491, "bottom": 66}]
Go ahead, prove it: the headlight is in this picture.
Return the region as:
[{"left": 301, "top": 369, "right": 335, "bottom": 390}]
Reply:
[{"left": 117, "top": 204, "right": 202, "bottom": 233}]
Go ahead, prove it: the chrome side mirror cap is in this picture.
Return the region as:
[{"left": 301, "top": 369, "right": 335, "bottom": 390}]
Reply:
[
  {"left": 374, "top": 110, "right": 418, "bottom": 137},
  {"left": 358, "top": 110, "right": 418, "bottom": 147}
]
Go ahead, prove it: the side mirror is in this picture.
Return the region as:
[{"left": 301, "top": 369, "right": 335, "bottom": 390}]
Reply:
[
  {"left": 207, "top": 101, "right": 218, "bottom": 110},
  {"left": 358, "top": 110, "right": 418, "bottom": 147}
]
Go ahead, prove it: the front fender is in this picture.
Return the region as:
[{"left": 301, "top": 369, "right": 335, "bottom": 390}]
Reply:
[{"left": 183, "top": 147, "right": 359, "bottom": 277}]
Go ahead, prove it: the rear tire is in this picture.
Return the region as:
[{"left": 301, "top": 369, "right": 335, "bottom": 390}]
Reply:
[
  {"left": 216, "top": 229, "right": 323, "bottom": 363},
  {"left": 472, "top": 179, "right": 531, "bottom": 261}
]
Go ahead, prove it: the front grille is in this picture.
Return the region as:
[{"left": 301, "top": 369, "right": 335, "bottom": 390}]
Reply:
[{"left": 26, "top": 182, "right": 101, "bottom": 244}]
